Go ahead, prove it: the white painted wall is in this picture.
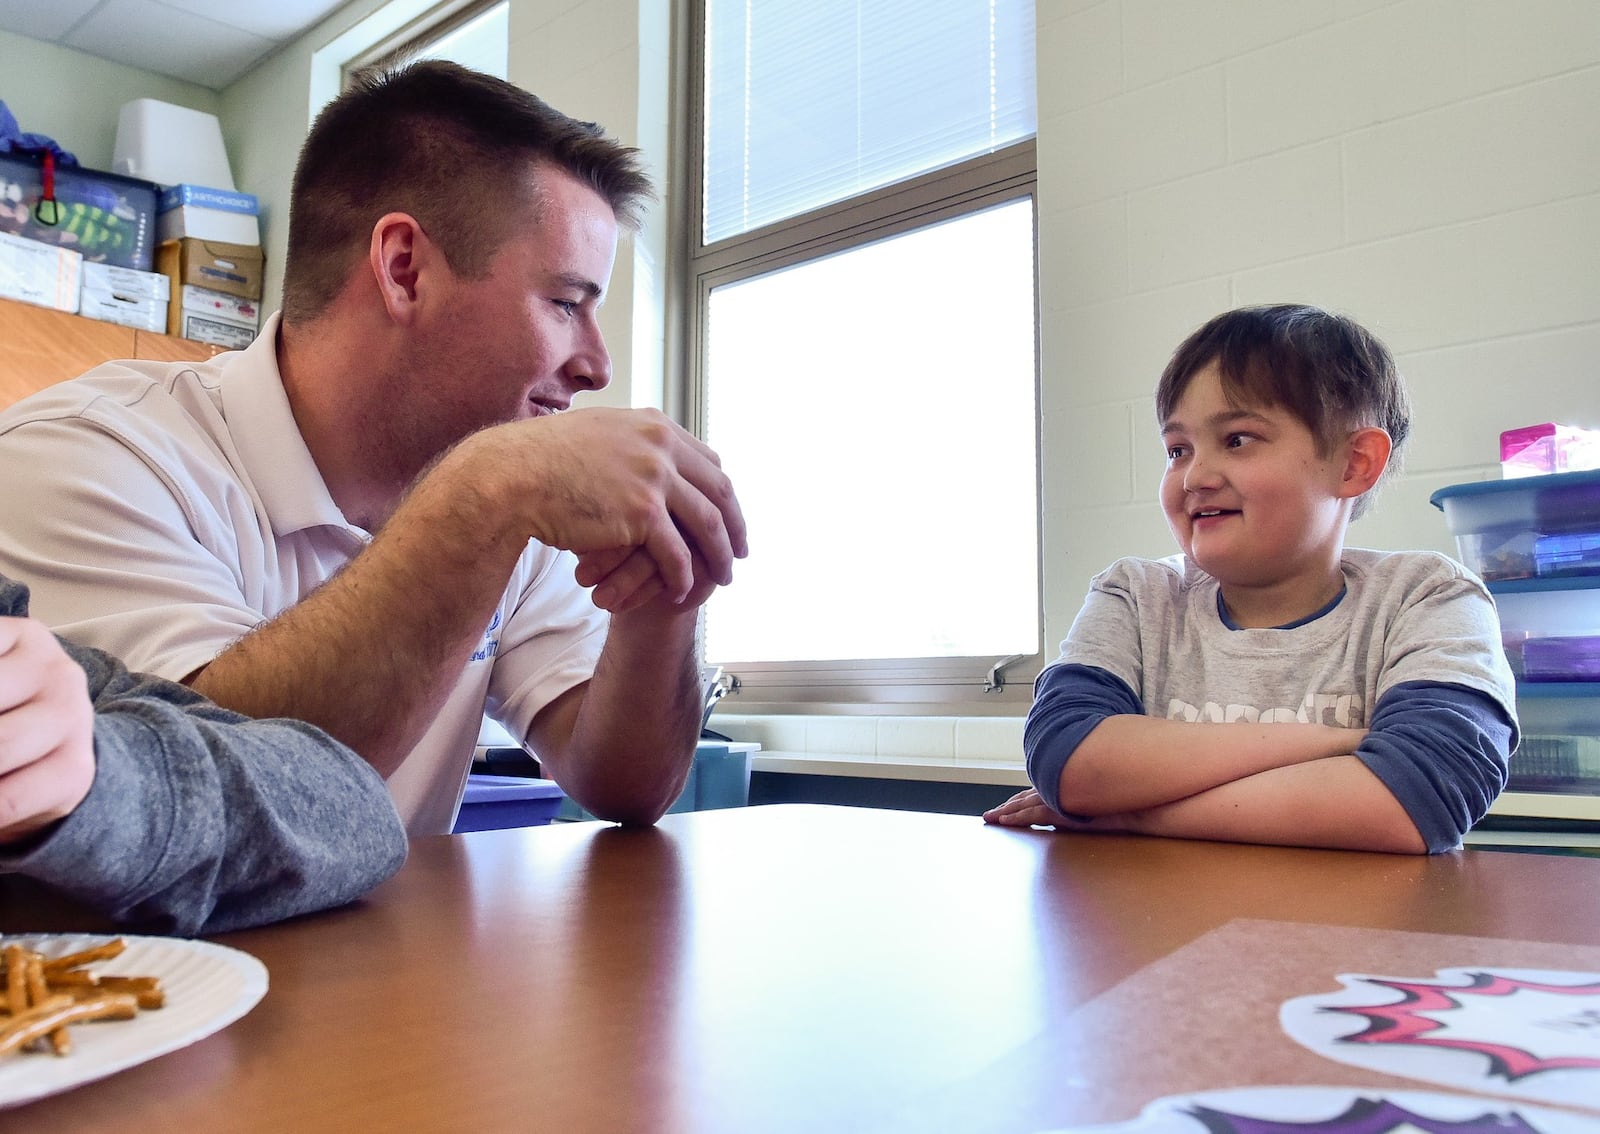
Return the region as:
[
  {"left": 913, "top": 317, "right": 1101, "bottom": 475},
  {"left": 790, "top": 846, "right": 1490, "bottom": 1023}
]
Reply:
[{"left": 0, "top": 29, "right": 219, "bottom": 169}]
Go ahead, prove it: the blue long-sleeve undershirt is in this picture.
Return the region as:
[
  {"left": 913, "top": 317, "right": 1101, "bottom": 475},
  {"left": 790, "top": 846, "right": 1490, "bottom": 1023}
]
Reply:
[{"left": 1023, "top": 664, "right": 1515, "bottom": 852}]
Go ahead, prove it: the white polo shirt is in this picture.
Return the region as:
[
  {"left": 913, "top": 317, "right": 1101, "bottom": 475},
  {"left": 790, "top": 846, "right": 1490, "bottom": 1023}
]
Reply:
[{"left": 0, "top": 314, "right": 608, "bottom": 835}]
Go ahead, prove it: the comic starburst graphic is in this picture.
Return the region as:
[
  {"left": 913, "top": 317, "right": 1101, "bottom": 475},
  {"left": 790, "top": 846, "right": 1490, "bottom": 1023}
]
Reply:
[
  {"left": 1325, "top": 972, "right": 1600, "bottom": 1081},
  {"left": 1188, "top": 1096, "right": 1543, "bottom": 1134}
]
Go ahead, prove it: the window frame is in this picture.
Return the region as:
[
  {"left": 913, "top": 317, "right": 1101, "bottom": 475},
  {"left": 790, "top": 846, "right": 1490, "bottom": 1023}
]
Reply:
[
  {"left": 341, "top": 0, "right": 507, "bottom": 80},
  {"left": 677, "top": 1, "right": 1046, "bottom": 713}
]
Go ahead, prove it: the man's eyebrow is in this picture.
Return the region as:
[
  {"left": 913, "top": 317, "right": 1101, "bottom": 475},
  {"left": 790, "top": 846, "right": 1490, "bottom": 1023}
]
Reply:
[{"left": 554, "top": 273, "right": 604, "bottom": 300}]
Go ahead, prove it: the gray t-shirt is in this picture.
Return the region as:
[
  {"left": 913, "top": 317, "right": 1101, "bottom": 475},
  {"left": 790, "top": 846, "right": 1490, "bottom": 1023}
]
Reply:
[
  {"left": 1060, "top": 549, "right": 1517, "bottom": 727},
  {"left": 1029, "top": 549, "right": 1519, "bottom": 850}
]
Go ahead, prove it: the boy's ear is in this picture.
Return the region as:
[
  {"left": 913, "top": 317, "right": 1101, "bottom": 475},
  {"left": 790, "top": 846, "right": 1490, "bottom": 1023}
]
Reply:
[{"left": 1338, "top": 426, "right": 1392, "bottom": 500}]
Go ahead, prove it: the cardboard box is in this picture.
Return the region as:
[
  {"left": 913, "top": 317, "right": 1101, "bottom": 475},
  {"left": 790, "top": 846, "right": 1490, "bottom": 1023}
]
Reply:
[
  {"left": 0, "top": 231, "right": 82, "bottom": 312},
  {"left": 157, "top": 187, "right": 260, "bottom": 246},
  {"left": 81, "top": 261, "right": 170, "bottom": 302},
  {"left": 172, "top": 282, "right": 259, "bottom": 348},
  {"left": 80, "top": 287, "right": 166, "bottom": 331},
  {"left": 178, "top": 283, "right": 260, "bottom": 326},
  {"left": 158, "top": 238, "right": 263, "bottom": 301},
  {"left": 0, "top": 152, "right": 158, "bottom": 271},
  {"left": 168, "top": 282, "right": 259, "bottom": 346},
  {"left": 157, "top": 206, "right": 260, "bottom": 246}
]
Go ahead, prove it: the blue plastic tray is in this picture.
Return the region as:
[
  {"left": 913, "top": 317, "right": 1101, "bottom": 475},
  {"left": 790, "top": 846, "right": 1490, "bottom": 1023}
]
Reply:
[{"left": 452, "top": 775, "right": 566, "bottom": 833}]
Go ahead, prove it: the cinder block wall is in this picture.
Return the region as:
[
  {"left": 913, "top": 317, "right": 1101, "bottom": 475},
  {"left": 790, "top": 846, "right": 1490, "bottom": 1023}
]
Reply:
[{"left": 1036, "top": 0, "right": 1600, "bottom": 656}]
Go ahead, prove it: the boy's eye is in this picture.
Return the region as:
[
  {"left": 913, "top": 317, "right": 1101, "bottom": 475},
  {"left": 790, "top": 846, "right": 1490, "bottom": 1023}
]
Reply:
[
  {"left": 1225, "top": 433, "right": 1253, "bottom": 449},
  {"left": 1165, "top": 444, "right": 1188, "bottom": 460},
  {"left": 552, "top": 299, "right": 577, "bottom": 316}
]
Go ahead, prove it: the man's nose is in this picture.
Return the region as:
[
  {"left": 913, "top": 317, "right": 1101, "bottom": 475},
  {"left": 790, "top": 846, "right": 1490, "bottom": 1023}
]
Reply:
[{"left": 569, "top": 326, "right": 612, "bottom": 392}]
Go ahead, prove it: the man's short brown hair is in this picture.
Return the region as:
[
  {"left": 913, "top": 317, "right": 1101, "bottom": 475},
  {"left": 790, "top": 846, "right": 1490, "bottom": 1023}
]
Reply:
[{"left": 281, "top": 60, "right": 654, "bottom": 324}]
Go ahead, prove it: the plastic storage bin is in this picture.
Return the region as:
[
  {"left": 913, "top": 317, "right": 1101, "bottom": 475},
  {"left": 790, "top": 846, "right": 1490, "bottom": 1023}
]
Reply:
[
  {"left": 1486, "top": 582, "right": 1600, "bottom": 682},
  {"left": 664, "top": 741, "right": 755, "bottom": 814},
  {"left": 1523, "top": 636, "right": 1600, "bottom": 683},
  {"left": 1511, "top": 687, "right": 1600, "bottom": 796},
  {"left": 1500, "top": 422, "right": 1600, "bottom": 479},
  {"left": 0, "top": 152, "right": 159, "bottom": 271},
  {"left": 452, "top": 774, "right": 566, "bottom": 833},
  {"left": 687, "top": 741, "right": 754, "bottom": 811},
  {"left": 558, "top": 741, "right": 755, "bottom": 821},
  {"left": 1430, "top": 470, "right": 1600, "bottom": 582}
]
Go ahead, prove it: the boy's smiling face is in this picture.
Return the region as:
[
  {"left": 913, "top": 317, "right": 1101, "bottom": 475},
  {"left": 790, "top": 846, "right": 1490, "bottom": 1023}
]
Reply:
[{"left": 1158, "top": 362, "right": 1355, "bottom": 626}]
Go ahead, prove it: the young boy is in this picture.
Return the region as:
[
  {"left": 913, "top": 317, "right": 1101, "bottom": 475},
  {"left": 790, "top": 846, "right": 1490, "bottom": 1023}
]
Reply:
[{"left": 984, "top": 304, "right": 1517, "bottom": 854}]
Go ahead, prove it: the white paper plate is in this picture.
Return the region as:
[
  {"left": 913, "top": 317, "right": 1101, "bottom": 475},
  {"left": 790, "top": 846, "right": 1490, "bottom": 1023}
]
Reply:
[{"left": 0, "top": 933, "right": 268, "bottom": 1109}]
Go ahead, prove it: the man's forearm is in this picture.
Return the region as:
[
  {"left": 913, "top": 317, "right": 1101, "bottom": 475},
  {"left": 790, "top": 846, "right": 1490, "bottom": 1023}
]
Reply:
[
  {"left": 536, "top": 604, "right": 703, "bottom": 825},
  {"left": 190, "top": 465, "right": 529, "bottom": 776}
]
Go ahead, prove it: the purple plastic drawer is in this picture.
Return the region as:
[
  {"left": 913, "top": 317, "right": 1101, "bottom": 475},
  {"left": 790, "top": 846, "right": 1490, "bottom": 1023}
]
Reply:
[{"left": 1522, "top": 635, "right": 1600, "bottom": 683}]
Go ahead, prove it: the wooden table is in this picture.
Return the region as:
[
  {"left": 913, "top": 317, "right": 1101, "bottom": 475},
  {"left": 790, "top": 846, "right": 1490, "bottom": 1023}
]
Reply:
[{"left": 5, "top": 804, "right": 1599, "bottom": 1131}]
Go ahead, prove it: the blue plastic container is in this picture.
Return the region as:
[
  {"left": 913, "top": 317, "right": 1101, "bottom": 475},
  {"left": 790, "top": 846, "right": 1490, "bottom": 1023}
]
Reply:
[
  {"left": 452, "top": 774, "right": 566, "bottom": 833},
  {"left": 558, "top": 741, "right": 753, "bottom": 821},
  {"left": 692, "top": 742, "right": 753, "bottom": 810}
]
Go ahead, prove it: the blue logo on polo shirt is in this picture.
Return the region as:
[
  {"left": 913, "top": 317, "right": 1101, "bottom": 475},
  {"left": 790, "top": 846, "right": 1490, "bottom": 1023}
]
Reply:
[{"left": 471, "top": 609, "right": 502, "bottom": 662}]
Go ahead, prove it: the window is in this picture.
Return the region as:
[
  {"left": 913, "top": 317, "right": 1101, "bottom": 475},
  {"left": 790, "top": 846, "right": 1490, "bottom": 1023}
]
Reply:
[
  {"left": 344, "top": 0, "right": 508, "bottom": 81},
  {"left": 687, "top": 0, "right": 1040, "bottom": 709}
]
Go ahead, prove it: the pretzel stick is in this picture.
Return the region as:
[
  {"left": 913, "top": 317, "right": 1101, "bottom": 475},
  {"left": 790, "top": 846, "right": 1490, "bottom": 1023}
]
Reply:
[
  {"left": 23, "top": 952, "right": 70, "bottom": 1055},
  {"left": 0, "top": 939, "right": 162, "bottom": 1060},
  {"left": 41, "top": 939, "right": 126, "bottom": 976},
  {"left": 0, "top": 993, "right": 137, "bottom": 1058},
  {"left": 2, "top": 945, "right": 26, "bottom": 1019},
  {"left": 98, "top": 976, "right": 165, "bottom": 1010},
  {"left": 39, "top": 969, "right": 97, "bottom": 988}
]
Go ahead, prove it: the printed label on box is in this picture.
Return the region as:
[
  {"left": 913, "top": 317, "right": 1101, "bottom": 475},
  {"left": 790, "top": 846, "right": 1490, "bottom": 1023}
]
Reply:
[
  {"left": 157, "top": 184, "right": 259, "bottom": 215},
  {"left": 80, "top": 261, "right": 170, "bottom": 302},
  {"left": 181, "top": 312, "right": 256, "bottom": 350},
  {"left": 80, "top": 287, "right": 167, "bottom": 332},
  {"left": 0, "top": 230, "right": 82, "bottom": 312},
  {"left": 180, "top": 283, "right": 259, "bottom": 324}
]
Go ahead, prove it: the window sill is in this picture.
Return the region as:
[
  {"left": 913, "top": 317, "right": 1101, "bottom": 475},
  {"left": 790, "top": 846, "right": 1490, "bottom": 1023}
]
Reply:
[{"left": 751, "top": 750, "right": 1026, "bottom": 786}]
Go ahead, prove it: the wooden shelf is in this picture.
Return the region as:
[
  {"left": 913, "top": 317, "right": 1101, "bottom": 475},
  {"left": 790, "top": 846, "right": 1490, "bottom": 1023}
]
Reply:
[{"left": 0, "top": 295, "right": 226, "bottom": 411}]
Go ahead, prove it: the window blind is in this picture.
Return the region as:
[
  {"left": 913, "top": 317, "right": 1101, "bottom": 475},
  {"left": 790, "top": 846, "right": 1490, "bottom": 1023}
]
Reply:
[{"left": 702, "top": 0, "right": 1037, "bottom": 244}]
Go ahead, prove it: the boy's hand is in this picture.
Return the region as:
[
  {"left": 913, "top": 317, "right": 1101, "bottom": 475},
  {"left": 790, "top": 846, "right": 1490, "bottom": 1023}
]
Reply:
[
  {"left": 0, "top": 618, "right": 95, "bottom": 845},
  {"left": 983, "top": 788, "right": 1066, "bottom": 829},
  {"left": 983, "top": 788, "right": 1143, "bottom": 833}
]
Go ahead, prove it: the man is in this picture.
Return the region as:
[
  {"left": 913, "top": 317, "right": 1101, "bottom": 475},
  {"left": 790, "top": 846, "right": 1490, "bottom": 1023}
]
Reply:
[
  {"left": 0, "top": 62, "right": 747, "bottom": 835},
  {"left": 0, "top": 575, "right": 407, "bottom": 934}
]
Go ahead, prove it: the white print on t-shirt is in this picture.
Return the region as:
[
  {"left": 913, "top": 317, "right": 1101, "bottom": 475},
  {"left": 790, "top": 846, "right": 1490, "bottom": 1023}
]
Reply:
[{"left": 1166, "top": 692, "right": 1365, "bottom": 727}]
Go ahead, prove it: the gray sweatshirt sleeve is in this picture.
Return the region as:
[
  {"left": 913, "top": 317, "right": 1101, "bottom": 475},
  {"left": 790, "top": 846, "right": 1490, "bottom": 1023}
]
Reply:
[{"left": 0, "top": 597, "right": 408, "bottom": 935}]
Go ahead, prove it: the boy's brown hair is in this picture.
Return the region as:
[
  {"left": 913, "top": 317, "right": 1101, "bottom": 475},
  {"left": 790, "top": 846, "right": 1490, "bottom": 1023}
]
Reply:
[{"left": 1155, "top": 304, "right": 1411, "bottom": 519}]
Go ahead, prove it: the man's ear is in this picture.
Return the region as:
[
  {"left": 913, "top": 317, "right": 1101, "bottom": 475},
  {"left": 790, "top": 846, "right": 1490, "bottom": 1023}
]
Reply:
[
  {"left": 1338, "top": 426, "right": 1393, "bottom": 500},
  {"left": 368, "top": 212, "right": 432, "bottom": 327}
]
